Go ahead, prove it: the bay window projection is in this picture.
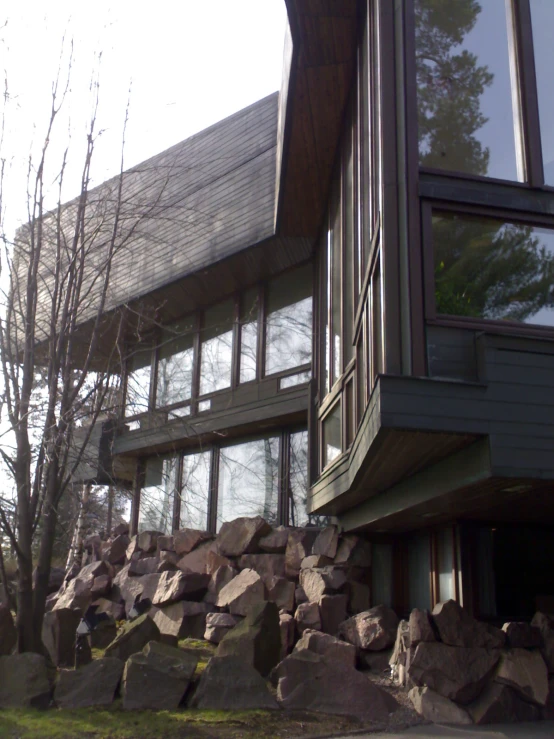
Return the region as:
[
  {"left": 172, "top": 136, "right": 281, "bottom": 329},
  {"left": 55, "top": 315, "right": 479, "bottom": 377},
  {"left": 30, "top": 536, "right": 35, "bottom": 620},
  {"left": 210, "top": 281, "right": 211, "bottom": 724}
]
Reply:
[
  {"left": 217, "top": 436, "right": 280, "bottom": 530},
  {"left": 265, "top": 265, "right": 313, "bottom": 376},
  {"left": 415, "top": 0, "right": 523, "bottom": 181},
  {"left": 432, "top": 212, "right": 554, "bottom": 327},
  {"left": 139, "top": 455, "right": 178, "bottom": 534}
]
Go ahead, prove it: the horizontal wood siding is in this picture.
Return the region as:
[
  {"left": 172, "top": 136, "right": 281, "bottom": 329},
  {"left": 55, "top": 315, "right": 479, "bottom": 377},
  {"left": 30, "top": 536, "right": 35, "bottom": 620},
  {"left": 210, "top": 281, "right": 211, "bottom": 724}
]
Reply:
[{"left": 427, "top": 326, "right": 478, "bottom": 382}]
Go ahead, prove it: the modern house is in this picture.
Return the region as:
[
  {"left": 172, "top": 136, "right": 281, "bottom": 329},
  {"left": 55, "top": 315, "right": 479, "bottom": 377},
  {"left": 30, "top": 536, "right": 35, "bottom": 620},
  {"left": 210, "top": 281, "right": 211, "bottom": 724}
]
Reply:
[{"left": 26, "top": 0, "right": 554, "bottom": 623}]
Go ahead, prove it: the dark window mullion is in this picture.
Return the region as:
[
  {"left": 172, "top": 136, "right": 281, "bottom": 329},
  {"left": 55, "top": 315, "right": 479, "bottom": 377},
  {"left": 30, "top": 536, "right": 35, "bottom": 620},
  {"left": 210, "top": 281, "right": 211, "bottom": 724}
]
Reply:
[
  {"left": 231, "top": 294, "right": 240, "bottom": 389},
  {"left": 258, "top": 283, "right": 266, "bottom": 381},
  {"left": 172, "top": 454, "right": 183, "bottom": 532},
  {"left": 514, "top": 0, "right": 544, "bottom": 187},
  {"left": 207, "top": 447, "right": 219, "bottom": 534},
  {"left": 278, "top": 430, "right": 289, "bottom": 526},
  {"left": 191, "top": 312, "right": 201, "bottom": 414}
]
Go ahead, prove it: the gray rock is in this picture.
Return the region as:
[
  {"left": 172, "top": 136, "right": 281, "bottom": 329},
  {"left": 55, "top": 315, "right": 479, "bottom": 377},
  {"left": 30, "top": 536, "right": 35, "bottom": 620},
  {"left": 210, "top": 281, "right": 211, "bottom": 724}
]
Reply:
[
  {"left": 204, "top": 613, "right": 241, "bottom": 644},
  {"left": 217, "top": 517, "right": 272, "bottom": 557},
  {"left": 42, "top": 608, "right": 81, "bottom": 667},
  {"left": 502, "top": 622, "right": 542, "bottom": 649},
  {"left": 122, "top": 641, "right": 197, "bottom": 710},
  {"left": 295, "top": 602, "right": 321, "bottom": 634},
  {"left": 92, "top": 597, "right": 126, "bottom": 622},
  {"left": 204, "top": 565, "right": 237, "bottom": 604},
  {"left": 300, "top": 567, "right": 346, "bottom": 602},
  {"left": 409, "top": 686, "right": 473, "bottom": 725},
  {"left": 300, "top": 554, "right": 333, "bottom": 569},
  {"left": 468, "top": 682, "right": 542, "bottom": 724},
  {"left": 238, "top": 554, "right": 286, "bottom": 581},
  {"left": 280, "top": 613, "right": 295, "bottom": 660},
  {"left": 408, "top": 642, "right": 501, "bottom": 704},
  {"left": 191, "top": 656, "right": 278, "bottom": 710},
  {"left": 0, "top": 653, "right": 52, "bottom": 708},
  {"left": 266, "top": 576, "right": 295, "bottom": 612},
  {"left": 285, "top": 529, "right": 319, "bottom": 578},
  {"left": 128, "top": 557, "right": 159, "bottom": 576},
  {"left": 173, "top": 529, "right": 212, "bottom": 556},
  {"left": 334, "top": 535, "right": 372, "bottom": 567},
  {"left": 259, "top": 526, "right": 289, "bottom": 553},
  {"left": 0, "top": 605, "right": 16, "bottom": 656},
  {"left": 495, "top": 647, "right": 549, "bottom": 706},
  {"left": 52, "top": 577, "right": 92, "bottom": 613},
  {"left": 432, "top": 600, "right": 505, "bottom": 649},
  {"left": 55, "top": 658, "right": 123, "bottom": 708},
  {"left": 137, "top": 530, "right": 164, "bottom": 553},
  {"left": 409, "top": 608, "right": 436, "bottom": 647},
  {"left": 104, "top": 614, "right": 160, "bottom": 661},
  {"left": 156, "top": 535, "right": 175, "bottom": 552},
  {"left": 104, "top": 534, "right": 130, "bottom": 565},
  {"left": 90, "top": 574, "right": 112, "bottom": 597},
  {"left": 153, "top": 601, "right": 214, "bottom": 640},
  {"left": 90, "top": 617, "right": 118, "bottom": 649},
  {"left": 531, "top": 612, "right": 554, "bottom": 673},
  {"left": 319, "top": 593, "right": 348, "bottom": 636},
  {"left": 152, "top": 570, "right": 209, "bottom": 606},
  {"left": 339, "top": 605, "right": 399, "bottom": 651},
  {"left": 312, "top": 526, "right": 339, "bottom": 559},
  {"left": 294, "top": 629, "right": 356, "bottom": 669},
  {"left": 206, "top": 550, "right": 233, "bottom": 575},
  {"left": 177, "top": 540, "right": 216, "bottom": 574},
  {"left": 216, "top": 568, "right": 265, "bottom": 616},
  {"left": 217, "top": 601, "right": 281, "bottom": 676}
]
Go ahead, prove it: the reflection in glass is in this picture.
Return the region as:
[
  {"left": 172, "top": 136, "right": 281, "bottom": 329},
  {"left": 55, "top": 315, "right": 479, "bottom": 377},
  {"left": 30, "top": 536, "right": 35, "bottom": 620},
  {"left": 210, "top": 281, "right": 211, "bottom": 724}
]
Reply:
[
  {"left": 217, "top": 437, "right": 279, "bottom": 530},
  {"left": 125, "top": 347, "right": 152, "bottom": 417},
  {"left": 200, "top": 300, "right": 234, "bottom": 396},
  {"left": 156, "top": 319, "right": 194, "bottom": 407},
  {"left": 372, "top": 257, "right": 383, "bottom": 376},
  {"left": 198, "top": 399, "right": 211, "bottom": 412},
  {"left": 139, "top": 455, "right": 177, "bottom": 534},
  {"left": 323, "top": 403, "right": 342, "bottom": 468},
  {"left": 331, "top": 187, "right": 342, "bottom": 383},
  {"left": 168, "top": 406, "right": 191, "bottom": 420},
  {"left": 530, "top": 0, "right": 554, "bottom": 185},
  {"left": 265, "top": 265, "right": 312, "bottom": 375},
  {"left": 180, "top": 452, "right": 210, "bottom": 530},
  {"left": 433, "top": 212, "right": 554, "bottom": 325},
  {"left": 344, "top": 129, "right": 355, "bottom": 364},
  {"left": 279, "top": 371, "right": 311, "bottom": 390},
  {"left": 415, "top": 0, "right": 522, "bottom": 181},
  {"left": 289, "top": 430, "right": 309, "bottom": 527},
  {"left": 240, "top": 288, "right": 258, "bottom": 383},
  {"left": 438, "top": 527, "right": 455, "bottom": 602}
]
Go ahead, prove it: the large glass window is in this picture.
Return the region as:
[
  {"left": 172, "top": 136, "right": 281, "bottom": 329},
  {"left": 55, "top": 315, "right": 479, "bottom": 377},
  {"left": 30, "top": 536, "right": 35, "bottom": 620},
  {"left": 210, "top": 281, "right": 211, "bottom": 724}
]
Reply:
[
  {"left": 289, "top": 430, "right": 309, "bottom": 527},
  {"left": 139, "top": 455, "right": 178, "bottom": 534},
  {"left": 322, "top": 402, "right": 342, "bottom": 468},
  {"left": 330, "top": 188, "right": 342, "bottom": 384},
  {"left": 180, "top": 452, "right": 211, "bottom": 530},
  {"left": 156, "top": 318, "right": 195, "bottom": 408},
  {"left": 125, "top": 346, "right": 152, "bottom": 417},
  {"left": 217, "top": 437, "right": 280, "bottom": 530},
  {"left": 200, "top": 300, "right": 234, "bottom": 396},
  {"left": 530, "top": 0, "right": 554, "bottom": 185},
  {"left": 239, "top": 288, "right": 258, "bottom": 383},
  {"left": 432, "top": 212, "right": 554, "bottom": 326},
  {"left": 265, "top": 265, "right": 312, "bottom": 375},
  {"left": 415, "top": 0, "right": 523, "bottom": 181}
]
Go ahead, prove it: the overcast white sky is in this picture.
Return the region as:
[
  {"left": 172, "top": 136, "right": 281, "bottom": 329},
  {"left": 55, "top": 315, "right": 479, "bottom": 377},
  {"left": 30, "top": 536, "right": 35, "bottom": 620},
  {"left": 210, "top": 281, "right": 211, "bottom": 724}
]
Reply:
[{"left": 0, "top": 0, "right": 288, "bottom": 236}]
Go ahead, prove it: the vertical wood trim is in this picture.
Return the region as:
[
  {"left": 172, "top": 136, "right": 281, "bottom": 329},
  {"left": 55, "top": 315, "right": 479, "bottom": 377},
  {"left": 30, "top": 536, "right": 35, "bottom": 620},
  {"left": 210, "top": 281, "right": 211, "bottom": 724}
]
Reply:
[
  {"left": 131, "top": 458, "right": 145, "bottom": 537},
  {"left": 280, "top": 430, "right": 290, "bottom": 525},
  {"left": 421, "top": 201, "right": 437, "bottom": 320},
  {"left": 514, "top": 0, "right": 544, "bottom": 187},
  {"left": 259, "top": 283, "right": 267, "bottom": 380},
  {"left": 377, "top": 0, "right": 402, "bottom": 376},
  {"left": 172, "top": 454, "right": 183, "bottom": 532},
  {"left": 231, "top": 294, "right": 241, "bottom": 389},
  {"left": 208, "top": 447, "right": 219, "bottom": 534}
]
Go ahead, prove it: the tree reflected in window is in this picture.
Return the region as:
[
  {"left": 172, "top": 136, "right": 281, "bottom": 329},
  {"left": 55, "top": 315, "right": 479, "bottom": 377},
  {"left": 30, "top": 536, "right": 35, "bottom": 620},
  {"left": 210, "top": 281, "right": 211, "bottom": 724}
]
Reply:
[
  {"left": 180, "top": 452, "right": 210, "bottom": 530},
  {"left": 289, "top": 430, "right": 309, "bottom": 526},
  {"left": 240, "top": 288, "right": 258, "bottom": 383},
  {"left": 156, "top": 319, "right": 194, "bottom": 407},
  {"left": 200, "top": 300, "right": 234, "bottom": 395},
  {"left": 217, "top": 437, "right": 279, "bottom": 530},
  {"left": 139, "top": 455, "right": 177, "bottom": 534},
  {"left": 125, "top": 347, "right": 152, "bottom": 417},
  {"left": 266, "top": 265, "right": 312, "bottom": 375},
  {"left": 433, "top": 213, "right": 554, "bottom": 325}
]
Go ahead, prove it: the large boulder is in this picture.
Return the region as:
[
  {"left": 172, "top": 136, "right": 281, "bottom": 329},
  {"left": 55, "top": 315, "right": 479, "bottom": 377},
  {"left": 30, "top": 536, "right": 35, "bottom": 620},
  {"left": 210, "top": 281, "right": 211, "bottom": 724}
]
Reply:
[
  {"left": 285, "top": 529, "right": 318, "bottom": 578},
  {"left": 104, "top": 614, "right": 160, "bottom": 661},
  {"left": 409, "top": 686, "right": 472, "bottom": 725},
  {"left": 112, "top": 569, "right": 161, "bottom": 616},
  {"left": 128, "top": 557, "right": 159, "bottom": 577},
  {"left": 338, "top": 605, "right": 399, "bottom": 651},
  {"left": 217, "top": 517, "right": 271, "bottom": 557},
  {"left": 217, "top": 601, "right": 281, "bottom": 676},
  {"left": 259, "top": 526, "right": 289, "bottom": 553},
  {"left": 294, "top": 629, "right": 356, "bottom": 669},
  {"left": 238, "top": 554, "right": 286, "bottom": 581},
  {"left": 531, "top": 612, "right": 554, "bottom": 673},
  {"left": 173, "top": 529, "right": 212, "bottom": 556},
  {"left": 152, "top": 570, "right": 209, "bottom": 606},
  {"left": 407, "top": 642, "right": 501, "bottom": 704},
  {"left": 204, "top": 565, "right": 237, "bottom": 604},
  {"left": 92, "top": 597, "right": 126, "bottom": 622},
  {"left": 137, "top": 530, "right": 164, "bottom": 554},
  {"left": 334, "top": 535, "right": 372, "bottom": 567},
  {"left": 156, "top": 535, "right": 175, "bottom": 552},
  {"left": 204, "top": 613, "right": 241, "bottom": 644},
  {"left": 177, "top": 541, "right": 217, "bottom": 574},
  {"left": 104, "top": 534, "right": 130, "bottom": 565},
  {"left": 153, "top": 601, "right": 214, "bottom": 641},
  {"left": 42, "top": 608, "right": 81, "bottom": 667},
  {"left": 295, "top": 602, "right": 321, "bottom": 634},
  {"left": 299, "top": 567, "right": 346, "bottom": 602},
  {"left": 502, "top": 622, "right": 542, "bottom": 649},
  {"left": 215, "top": 568, "right": 265, "bottom": 616},
  {"left": 122, "top": 641, "right": 197, "bottom": 710},
  {"left": 468, "top": 682, "right": 542, "bottom": 725},
  {"left": 280, "top": 613, "right": 295, "bottom": 660},
  {"left": 52, "top": 577, "right": 92, "bottom": 613},
  {"left": 312, "top": 526, "right": 339, "bottom": 559},
  {"left": 432, "top": 600, "right": 505, "bottom": 649},
  {"left": 495, "top": 648, "right": 549, "bottom": 706},
  {"left": 266, "top": 576, "right": 295, "bottom": 612},
  {"left": 0, "top": 605, "right": 16, "bottom": 656},
  {"left": 55, "top": 658, "right": 123, "bottom": 708},
  {"left": 272, "top": 650, "right": 398, "bottom": 720},
  {"left": 0, "top": 653, "right": 52, "bottom": 708},
  {"left": 191, "top": 656, "right": 278, "bottom": 710},
  {"left": 409, "top": 608, "right": 436, "bottom": 647}
]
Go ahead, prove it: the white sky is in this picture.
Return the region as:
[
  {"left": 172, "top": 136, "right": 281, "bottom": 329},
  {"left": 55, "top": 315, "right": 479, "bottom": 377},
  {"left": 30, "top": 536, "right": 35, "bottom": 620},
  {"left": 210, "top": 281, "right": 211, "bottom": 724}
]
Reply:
[{"left": 0, "top": 0, "right": 288, "bottom": 237}]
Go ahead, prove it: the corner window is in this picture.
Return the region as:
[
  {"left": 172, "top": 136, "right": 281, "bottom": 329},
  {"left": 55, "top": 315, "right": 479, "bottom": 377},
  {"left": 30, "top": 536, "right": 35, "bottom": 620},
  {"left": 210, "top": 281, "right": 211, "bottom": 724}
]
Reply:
[
  {"left": 415, "top": 0, "right": 523, "bottom": 181},
  {"left": 432, "top": 211, "right": 554, "bottom": 326}
]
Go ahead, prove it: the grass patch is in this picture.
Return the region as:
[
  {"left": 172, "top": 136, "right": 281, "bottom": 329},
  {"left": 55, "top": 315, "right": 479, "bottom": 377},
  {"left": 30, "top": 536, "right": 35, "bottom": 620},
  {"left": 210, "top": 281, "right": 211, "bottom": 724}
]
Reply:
[{"left": 0, "top": 706, "right": 363, "bottom": 739}]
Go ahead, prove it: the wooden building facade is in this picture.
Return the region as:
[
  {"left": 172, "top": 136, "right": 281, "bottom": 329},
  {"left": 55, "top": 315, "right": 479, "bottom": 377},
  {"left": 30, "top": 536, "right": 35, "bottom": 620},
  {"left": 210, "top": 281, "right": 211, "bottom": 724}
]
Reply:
[{"left": 28, "top": 0, "right": 554, "bottom": 623}]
